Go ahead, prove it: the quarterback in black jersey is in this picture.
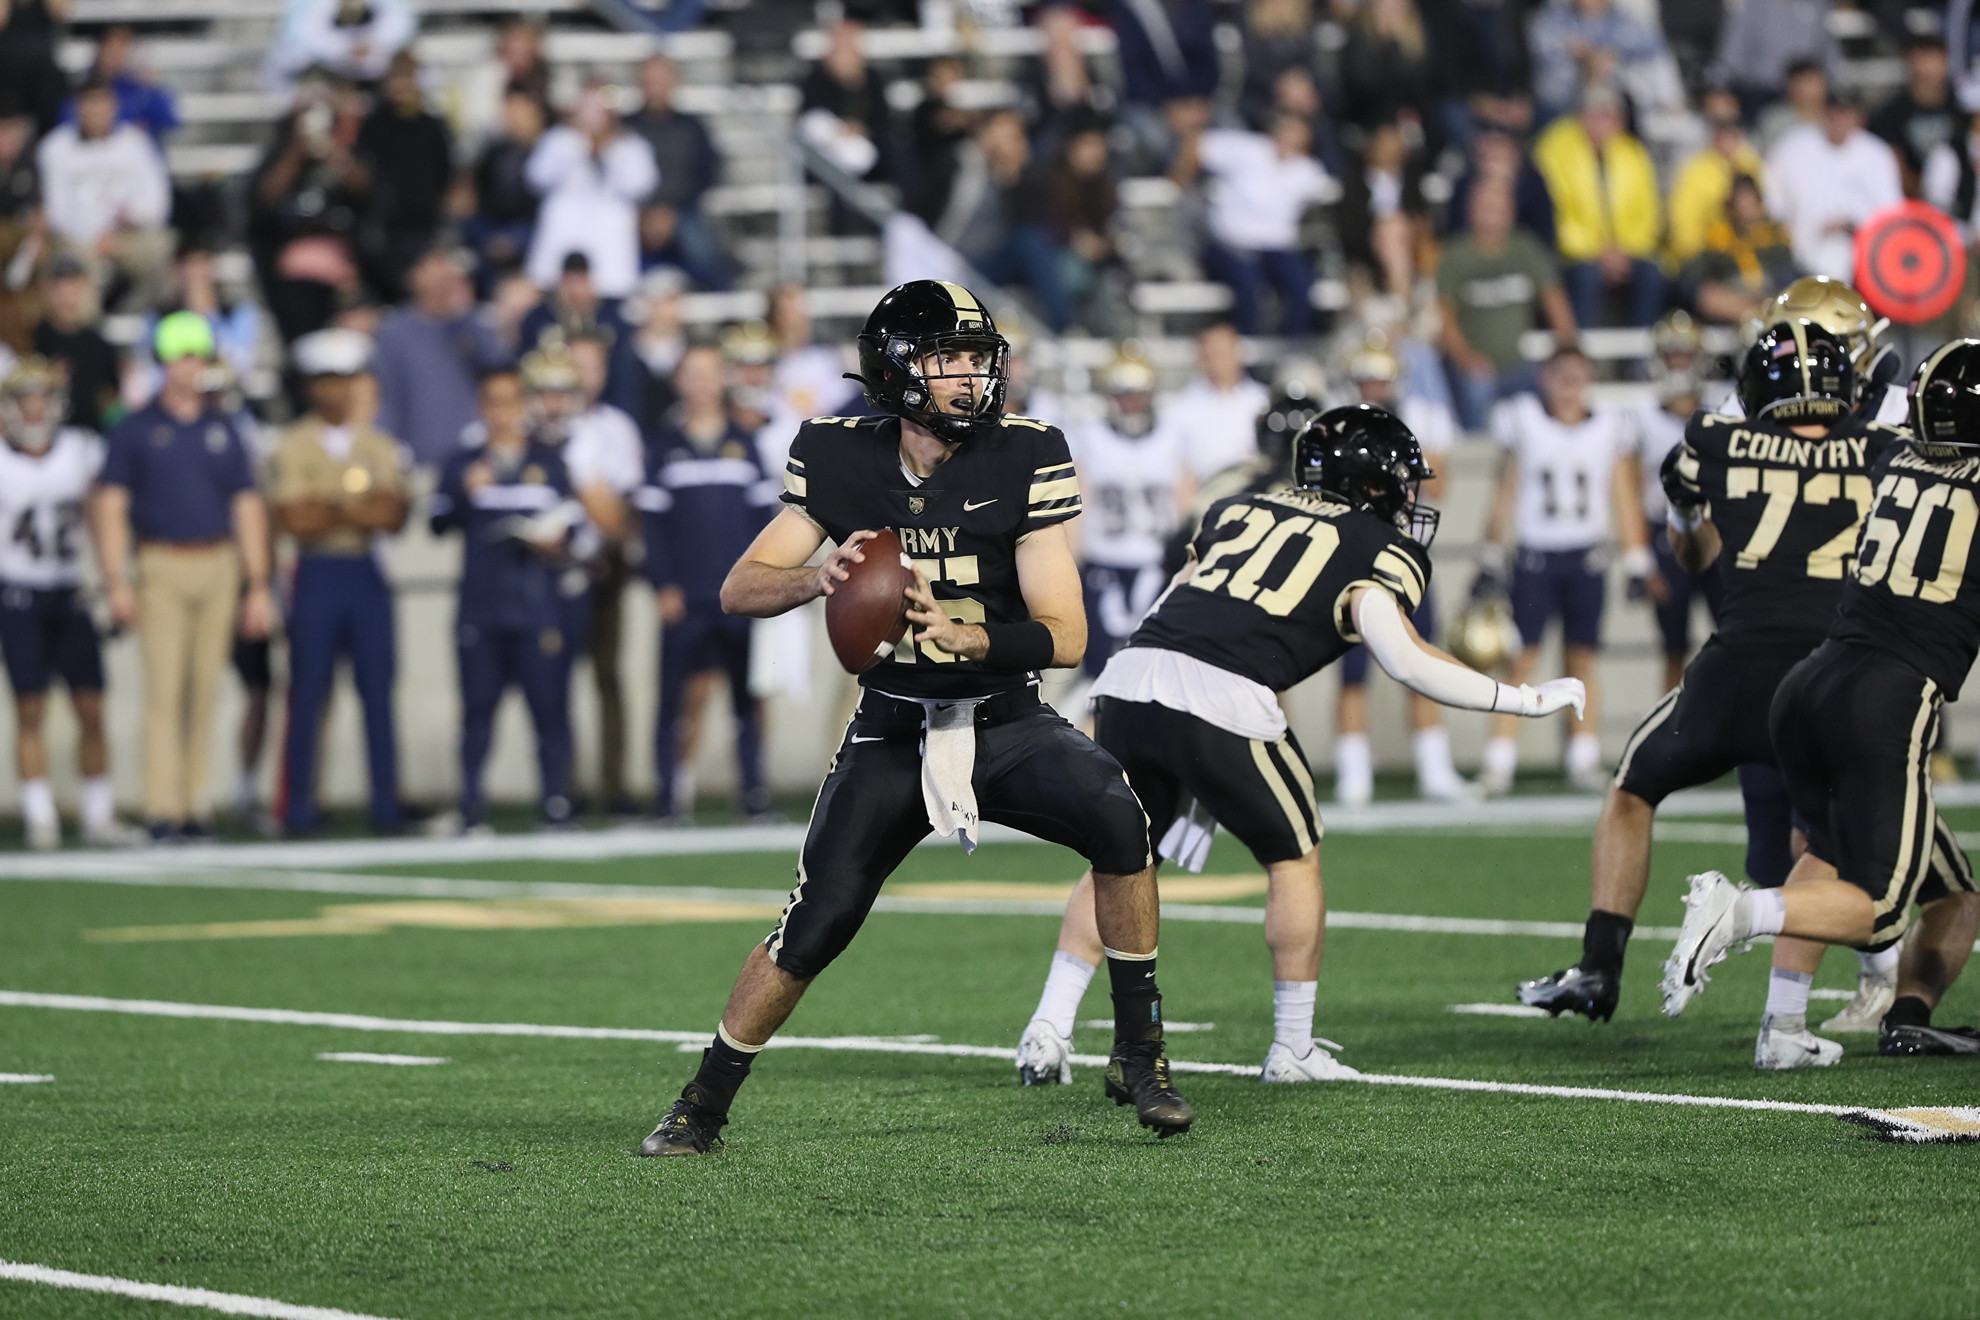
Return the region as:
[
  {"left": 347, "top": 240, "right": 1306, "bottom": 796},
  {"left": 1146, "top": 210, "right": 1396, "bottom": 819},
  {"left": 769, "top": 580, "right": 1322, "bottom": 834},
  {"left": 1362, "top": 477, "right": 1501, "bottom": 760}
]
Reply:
[
  {"left": 1664, "top": 340, "right": 1980, "bottom": 1060},
  {"left": 1519, "top": 321, "right": 1924, "bottom": 1043},
  {"left": 1015, "top": 406, "right": 1586, "bottom": 1085},
  {"left": 637, "top": 281, "right": 1192, "bottom": 1156}
]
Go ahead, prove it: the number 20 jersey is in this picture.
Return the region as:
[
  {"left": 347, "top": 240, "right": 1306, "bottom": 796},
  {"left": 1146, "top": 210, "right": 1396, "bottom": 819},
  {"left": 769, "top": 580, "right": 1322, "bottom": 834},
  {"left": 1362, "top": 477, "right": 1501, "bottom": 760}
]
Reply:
[
  {"left": 1832, "top": 443, "right": 1980, "bottom": 699},
  {"left": 1680, "top": 412, "right": 1900, "bottom": 653},
  {"left": 0, "top": 428, "right": 104, "bottom": 589},
  {"left": 1126, "top": 488, "right": 1431, "bottom": 692}
]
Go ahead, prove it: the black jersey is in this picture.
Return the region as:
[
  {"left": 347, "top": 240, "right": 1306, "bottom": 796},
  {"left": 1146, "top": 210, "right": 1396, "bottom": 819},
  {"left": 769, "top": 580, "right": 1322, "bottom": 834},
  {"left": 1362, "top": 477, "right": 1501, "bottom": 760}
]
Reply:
[
  {"left": 1683, "top": 411, "right": 1901, "bottom": 653},
  {"left": 1830, "top": 443, "right": 1980, "bottom": 698},
  {"left": 1127, "top": 487, "right": 1431, "bottom": 691},
  {"left": 781, "top": 411, "right": 1082, "bottom": 699}
]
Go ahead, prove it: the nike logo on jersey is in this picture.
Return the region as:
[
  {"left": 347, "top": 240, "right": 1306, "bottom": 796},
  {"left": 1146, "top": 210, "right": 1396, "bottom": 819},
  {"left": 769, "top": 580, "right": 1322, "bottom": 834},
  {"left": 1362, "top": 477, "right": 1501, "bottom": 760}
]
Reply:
[
  {"left": 849, "top": 735, "right": 886, "bottom": 744},
  {"left": 963, "top": 498, "right": 997, "bottom": 511}
]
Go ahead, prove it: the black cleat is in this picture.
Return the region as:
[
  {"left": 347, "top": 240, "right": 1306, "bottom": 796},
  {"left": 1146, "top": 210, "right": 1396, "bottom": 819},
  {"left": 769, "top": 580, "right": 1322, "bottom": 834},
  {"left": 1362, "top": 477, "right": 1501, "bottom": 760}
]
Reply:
[
  {"left": 1104, "top": 1039, "right": 1194, "bottom": 1137},
  {"left": 1879, "top": 1021, "right": 1980, "bottom": 1057},
  {"left": 636, "top": 1084, "right": 729, "bottom": 1156},
  {"left": 1516, "top": 964, "right": 1619, "bottom": 1022}
]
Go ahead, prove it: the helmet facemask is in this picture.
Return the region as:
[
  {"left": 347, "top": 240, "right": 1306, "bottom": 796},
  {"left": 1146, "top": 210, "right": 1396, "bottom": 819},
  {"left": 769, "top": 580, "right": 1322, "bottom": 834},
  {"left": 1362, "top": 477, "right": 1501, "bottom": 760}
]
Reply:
[
  {"left": 892, "top": 332, "right": 1009, "bottom": 442},
  {"left": 0, "top": 366, "right": 65, "bottom": 455}
]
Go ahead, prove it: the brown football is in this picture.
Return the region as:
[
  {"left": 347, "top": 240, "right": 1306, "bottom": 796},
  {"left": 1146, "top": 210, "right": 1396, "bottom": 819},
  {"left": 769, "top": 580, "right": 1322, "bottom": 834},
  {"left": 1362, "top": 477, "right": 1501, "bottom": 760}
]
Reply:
[{"left": 825, "top": 529, "right": 914, "bottom": 673}]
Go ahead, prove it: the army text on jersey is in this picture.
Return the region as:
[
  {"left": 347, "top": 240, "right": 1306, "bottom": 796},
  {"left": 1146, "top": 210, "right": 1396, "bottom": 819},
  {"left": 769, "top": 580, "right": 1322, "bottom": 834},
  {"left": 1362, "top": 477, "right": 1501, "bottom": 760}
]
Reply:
[
  {"left": 1832, "top": 442, "right": 1980, "bottom": 698},
  {"left": 782, "top": 412, "right": 1082, "bottom": 699},
  {"left": 1128, "top": 487, "right": 1430, "bottom": 692},
  {"left": 1681, "top": 412, "right": 1900, "bottom": 653}
]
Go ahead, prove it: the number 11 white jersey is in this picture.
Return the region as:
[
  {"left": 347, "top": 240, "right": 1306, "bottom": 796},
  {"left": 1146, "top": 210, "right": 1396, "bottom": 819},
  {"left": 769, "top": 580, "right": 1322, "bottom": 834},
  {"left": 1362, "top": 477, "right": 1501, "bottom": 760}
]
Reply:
[
  {"left": 0, "top": 428, "right": 104, "bottom": 589},
  {"left": 1491, "top": 393, "right": 1636, "bottom": 551}
]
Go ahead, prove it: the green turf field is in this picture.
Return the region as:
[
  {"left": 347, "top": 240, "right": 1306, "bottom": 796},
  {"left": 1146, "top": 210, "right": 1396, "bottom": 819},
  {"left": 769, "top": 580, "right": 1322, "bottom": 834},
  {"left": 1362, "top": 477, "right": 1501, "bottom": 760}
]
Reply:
[{"left": 2, "top": 807, "right": 1978, "bottom": 1319}]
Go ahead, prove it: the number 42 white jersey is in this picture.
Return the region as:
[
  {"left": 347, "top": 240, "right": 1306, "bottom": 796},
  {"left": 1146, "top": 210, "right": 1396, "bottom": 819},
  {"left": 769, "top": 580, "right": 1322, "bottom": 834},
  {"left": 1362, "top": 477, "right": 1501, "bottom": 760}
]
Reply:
[
  {"left": 0, "top": 428, "right": 104, "bottom": 589},
  {"left": 1491, "top": 394, "right": 1636, "bottom": 551}
]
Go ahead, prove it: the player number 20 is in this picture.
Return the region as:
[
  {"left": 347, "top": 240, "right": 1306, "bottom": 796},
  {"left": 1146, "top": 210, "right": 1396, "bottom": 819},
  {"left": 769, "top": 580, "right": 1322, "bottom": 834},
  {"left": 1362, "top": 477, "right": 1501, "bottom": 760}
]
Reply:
[
  {"left": 1722, "top": 466, "right": 1873, "bottom": 578},
  {"left": 1189, "top": 507, "right": 1341, "bottom": 616}
]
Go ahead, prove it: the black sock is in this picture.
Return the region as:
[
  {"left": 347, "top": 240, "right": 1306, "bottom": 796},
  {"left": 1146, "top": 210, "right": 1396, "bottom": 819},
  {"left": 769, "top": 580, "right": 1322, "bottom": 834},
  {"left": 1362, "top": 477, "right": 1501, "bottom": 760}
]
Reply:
[
  {"left": 1582, "top": 910, "right": 1634, "bottom": 974},
  {"left": 1107, "top": 953, "right": 1162, "bottom": 1045},
  {"left": 1887, "top": 995, "right": 1932, "bottom": 1029},
  {"left": 688, "top": 1034, "right": 757, "bottom": 1113}
]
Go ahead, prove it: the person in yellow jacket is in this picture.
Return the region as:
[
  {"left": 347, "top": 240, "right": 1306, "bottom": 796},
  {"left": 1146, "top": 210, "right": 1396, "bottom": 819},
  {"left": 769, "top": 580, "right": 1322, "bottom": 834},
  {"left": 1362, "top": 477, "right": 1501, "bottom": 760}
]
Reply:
[
  {"left": 1533, "top": 84, "right": 1665, "bottom": 328},
  {"left": 1665, "top": 88, "right": 1766, "bottom": 265}
]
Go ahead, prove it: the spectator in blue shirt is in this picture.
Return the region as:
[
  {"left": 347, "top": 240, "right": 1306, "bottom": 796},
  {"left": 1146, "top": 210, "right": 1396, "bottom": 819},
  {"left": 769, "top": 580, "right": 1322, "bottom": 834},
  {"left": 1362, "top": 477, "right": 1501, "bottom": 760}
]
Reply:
[
  {"left": 430, "top": 367, "right": 581, "bottom": 831},
  {"left": 517, "top": 252, "right": 645, "bottom": 419},
  {"left": 1529, "top": 0, "right": 1676, "bottom": 123},
  {"left": 92, "top": 312, "right": 274, "bottom": 841},
  {"left": 62, "top": 27, "right": 180, "bottom": 144},
  {"left": 638, "top": 343, "right": 778, "bottom": 823},
  {"left": 374, "top": 247, "right": 507, "bottom": 466}
]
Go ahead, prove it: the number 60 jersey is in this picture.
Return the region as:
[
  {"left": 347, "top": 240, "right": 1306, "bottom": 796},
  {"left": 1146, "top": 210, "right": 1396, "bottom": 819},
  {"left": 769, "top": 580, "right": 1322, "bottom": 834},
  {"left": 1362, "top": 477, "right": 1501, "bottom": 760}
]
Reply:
[
  {"left": 0, "top": 427, "right": 104, "bottom": 589},
  {"left": 1676, "top": 412, "right": 1902, "bottom": 653},
  {"left": 1832, "top": 442, "right": 1980, "bottom": 699},
  {"left": 1127, "top": 487, "right": 1430, "bottom": 692}
]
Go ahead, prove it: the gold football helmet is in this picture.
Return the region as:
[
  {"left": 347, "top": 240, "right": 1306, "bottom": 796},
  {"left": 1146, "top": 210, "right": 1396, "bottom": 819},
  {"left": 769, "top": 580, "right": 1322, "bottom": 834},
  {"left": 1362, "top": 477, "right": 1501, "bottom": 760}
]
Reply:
[
  {"left": 0, "top": 356, "right": 67, "bottom": 453},
  {"left": 1755, "top": 277, "right": 1889, "bottom": 379},
  {"left": 1445, "top": 592, "right": 1522, "bottom": 673},
  {"left": 1099, "top": 343, "right": 1158, "bottom": 437}
]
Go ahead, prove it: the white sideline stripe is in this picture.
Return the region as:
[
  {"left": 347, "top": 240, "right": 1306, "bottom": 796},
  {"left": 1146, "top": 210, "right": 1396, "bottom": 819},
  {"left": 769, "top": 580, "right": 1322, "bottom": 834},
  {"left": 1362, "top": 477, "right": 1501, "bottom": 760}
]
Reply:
[
  {"left": 0, "top": 1258, "right": 402, "bottom": 1319},
  {"left": 0, "top": 861, "right": 1682, "bottom": 940},
  {"left": 1810, "top": 988, "right": 1857, "bottom": 1001},
  {"left": 8, "top": 781, "right": 1964, "bottom": 879},
  {"left": 315, "top": 1052, "right": 448, "bottom": 1066},
  {"left": 0, "top": 1073, "right": 53, "bottom": 1083},
  {"left": 1449, "top": 1003, "right": 1553, "bottom": 1018},
  {"left": 0, "top": 991, "right": 1887, "bottom": 1119}
]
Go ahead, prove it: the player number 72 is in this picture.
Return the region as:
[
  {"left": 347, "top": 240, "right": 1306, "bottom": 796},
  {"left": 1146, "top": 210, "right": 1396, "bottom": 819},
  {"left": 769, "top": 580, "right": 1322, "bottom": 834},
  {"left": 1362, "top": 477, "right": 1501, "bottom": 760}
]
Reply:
[{"left": 1723, "top": 466, "right": 1873, "bottom": 578}]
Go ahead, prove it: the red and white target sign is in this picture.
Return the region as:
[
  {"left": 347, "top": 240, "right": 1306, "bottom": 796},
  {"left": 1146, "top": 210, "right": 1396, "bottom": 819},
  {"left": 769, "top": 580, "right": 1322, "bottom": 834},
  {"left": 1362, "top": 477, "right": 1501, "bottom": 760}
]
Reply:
[{"left": 1853, "top": 201, "right": 1968, "bottom": 324}]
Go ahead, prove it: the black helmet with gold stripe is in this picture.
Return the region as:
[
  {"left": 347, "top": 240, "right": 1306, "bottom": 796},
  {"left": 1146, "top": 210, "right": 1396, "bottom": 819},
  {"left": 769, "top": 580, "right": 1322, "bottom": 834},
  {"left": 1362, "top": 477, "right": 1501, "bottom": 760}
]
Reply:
[
  {"left": 1736, "top": 319, "right": 1853, "bottom": 425},
  {"left": 852, "top": 280, "right": 1010, "bottom": 443},
  {"left": 1908, "top": 338, "right": 1980, "bottom": 456}
]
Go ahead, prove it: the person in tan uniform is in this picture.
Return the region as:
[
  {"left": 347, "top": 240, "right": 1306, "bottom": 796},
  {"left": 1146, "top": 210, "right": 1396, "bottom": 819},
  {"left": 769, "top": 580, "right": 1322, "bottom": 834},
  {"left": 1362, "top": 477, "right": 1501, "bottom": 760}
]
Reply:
[
  {"left": 95, "top": 313, "right": 274, "bottom": 841},
  {"left": 268, "top": 328, "right": 410, "bottom": 835}
]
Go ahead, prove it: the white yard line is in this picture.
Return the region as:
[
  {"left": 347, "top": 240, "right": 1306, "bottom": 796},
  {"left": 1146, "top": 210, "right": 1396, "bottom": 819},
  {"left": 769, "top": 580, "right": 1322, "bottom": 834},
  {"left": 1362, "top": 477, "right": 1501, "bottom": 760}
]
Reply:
[
  {"left": 315, "top": 1053, "right": 449, "bottom": 1066},
  {"left": 1449, "top": 1003, "right": 1553, "bottom": 1018},
  {"left": 0, "top": 1258, "right": 402, "bottom": 1319},
  {"left": 0, "top": 990, "right": 1897, "bottom": 1120},
  {"left": 0, "top": 1073, "right": 53, "bottom": 1083}
]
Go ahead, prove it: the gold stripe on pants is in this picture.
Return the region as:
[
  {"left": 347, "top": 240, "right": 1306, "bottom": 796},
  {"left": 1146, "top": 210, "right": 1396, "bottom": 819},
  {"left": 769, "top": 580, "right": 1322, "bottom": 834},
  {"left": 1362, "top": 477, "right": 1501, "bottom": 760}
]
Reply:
[{"left": 136, "top": 543, "right": 240, "bottom": 823}]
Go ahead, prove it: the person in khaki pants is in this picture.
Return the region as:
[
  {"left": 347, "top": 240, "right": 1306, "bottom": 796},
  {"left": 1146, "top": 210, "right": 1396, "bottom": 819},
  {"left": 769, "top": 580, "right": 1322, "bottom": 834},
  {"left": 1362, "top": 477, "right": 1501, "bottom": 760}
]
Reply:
[{"left": 93, "top": 313, "right": 274, "bottom": 841}]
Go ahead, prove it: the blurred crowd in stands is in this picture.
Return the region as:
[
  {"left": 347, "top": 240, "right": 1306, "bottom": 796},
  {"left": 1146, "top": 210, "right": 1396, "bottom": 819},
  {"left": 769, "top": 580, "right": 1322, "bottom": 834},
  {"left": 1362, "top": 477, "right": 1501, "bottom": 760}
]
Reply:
[{"left": 0, "top": 0, "right": 1974, "bottom": 840}]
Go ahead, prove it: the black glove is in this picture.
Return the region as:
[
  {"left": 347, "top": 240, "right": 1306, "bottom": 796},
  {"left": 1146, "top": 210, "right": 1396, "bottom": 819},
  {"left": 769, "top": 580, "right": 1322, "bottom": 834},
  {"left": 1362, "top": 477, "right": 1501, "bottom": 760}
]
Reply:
[{"left": 1660, "top": 443, "right": 1704, "bottom": 514}]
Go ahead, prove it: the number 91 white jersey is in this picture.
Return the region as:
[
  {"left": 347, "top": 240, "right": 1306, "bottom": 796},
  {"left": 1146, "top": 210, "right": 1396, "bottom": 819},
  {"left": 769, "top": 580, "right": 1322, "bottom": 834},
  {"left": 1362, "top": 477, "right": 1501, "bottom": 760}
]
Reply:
[
  {"left": 0, "top": 428, "right": 104, "bottom": 589},
  {"left": 1491, "top": 394, "right": 1636, "bottom": 551},
  {"left": 1065, "top": 416, "right": 1186, "bottom": 569}
]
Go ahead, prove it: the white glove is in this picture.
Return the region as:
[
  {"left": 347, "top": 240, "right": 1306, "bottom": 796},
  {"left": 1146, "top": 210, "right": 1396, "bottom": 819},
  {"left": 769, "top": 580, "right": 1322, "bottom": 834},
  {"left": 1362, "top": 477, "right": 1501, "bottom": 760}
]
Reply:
[{"left": 1519, "top": 677, "right": 1587, "bottom": 720}]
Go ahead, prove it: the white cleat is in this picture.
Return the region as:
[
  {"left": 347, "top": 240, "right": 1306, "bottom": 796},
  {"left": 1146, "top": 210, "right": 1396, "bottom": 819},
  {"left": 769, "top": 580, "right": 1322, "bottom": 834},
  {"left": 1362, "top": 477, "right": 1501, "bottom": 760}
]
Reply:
[
  {"left": 1417, "top": 770, "right": 1478, "bottom": 803},
  {"left": 81, "top": 819, "right": 147, "bottom": 849},
  {"left": 1335, "top": 777, "right": 1373, "bottom": 808},
  {"left": 1820, "top": 971, "right": 1897, "bottom": 1033},
  {"left": 1475, "top": 765, "right": 1515, "bottom": 798},
  {"left": 25, "top": 815, "right": 58, "bottom": 851},
  {"left": 1660, "top": 870, "right": 1751, "bottom": 1016},
  {"left": 1260, "top": 1038, "right": 1363, "bottom": 1082},
  {"left": 1755, "top": 1015, "right": 1843, "bottom": 1070},
  {"left": 1567, "top": 764, "right": 1612, "bottom": 794},
  {"left": 1015, "top": 1019, "right": 1072, "bottom": 1085}
]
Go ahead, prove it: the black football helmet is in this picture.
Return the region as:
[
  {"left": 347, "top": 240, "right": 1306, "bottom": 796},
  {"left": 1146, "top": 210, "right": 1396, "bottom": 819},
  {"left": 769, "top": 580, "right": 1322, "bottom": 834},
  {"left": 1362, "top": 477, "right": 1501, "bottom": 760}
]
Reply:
[
  {"left": 1736, "top": 320, "right": 1853, "bottom": 424},
  {"left": 1908, "top": 338, "right": 1980, "bottom": 456},
  {"left": 1293, "top": 404, "right": 1438, "bottom": 546},
  {"left": 850, "top": 280, "right": 1010, "bottom": 442}
]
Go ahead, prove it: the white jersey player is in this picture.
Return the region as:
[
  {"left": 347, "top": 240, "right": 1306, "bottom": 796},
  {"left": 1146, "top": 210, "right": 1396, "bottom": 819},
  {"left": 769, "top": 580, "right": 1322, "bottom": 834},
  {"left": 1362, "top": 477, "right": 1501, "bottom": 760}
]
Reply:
[
  {"left": 1067, "top": 349, "right": 1186, "bottom": 678},
  {"left": 1633, "top": 312, "right": 1722, "bottom": 693},
  {"left": 1479, "top": 347, "right": 1649, "bottom": 795},
  {"left": 0, "top": 358, "right": 137, "bottom": 849},
  {"left": 1330, "top": 338, "right": 1468, "bottom": 805}
]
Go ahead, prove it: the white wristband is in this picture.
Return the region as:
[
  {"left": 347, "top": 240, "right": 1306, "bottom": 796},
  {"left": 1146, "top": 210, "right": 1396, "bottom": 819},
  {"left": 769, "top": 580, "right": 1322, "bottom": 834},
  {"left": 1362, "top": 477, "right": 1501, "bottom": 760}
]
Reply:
[
  {"left": 1491, "top": 682, "right": 1527, "bottom": 715},
  {"left": 1622, "top": 546, "right": 1655, "bottom": 579},
  {"left": 1667, "top": 504, "right": 1703, "bottom": 535}
]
